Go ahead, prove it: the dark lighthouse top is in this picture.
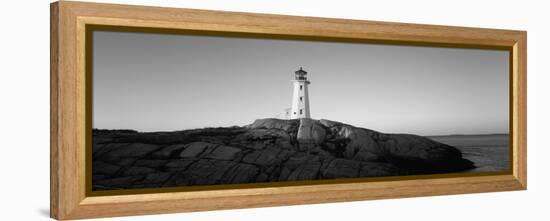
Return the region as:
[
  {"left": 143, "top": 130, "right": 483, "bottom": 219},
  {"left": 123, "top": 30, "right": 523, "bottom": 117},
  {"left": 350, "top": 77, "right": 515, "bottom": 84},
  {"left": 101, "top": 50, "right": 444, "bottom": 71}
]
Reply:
[{"left": 295, "top": 67, "right": 308, "bottom": 80}]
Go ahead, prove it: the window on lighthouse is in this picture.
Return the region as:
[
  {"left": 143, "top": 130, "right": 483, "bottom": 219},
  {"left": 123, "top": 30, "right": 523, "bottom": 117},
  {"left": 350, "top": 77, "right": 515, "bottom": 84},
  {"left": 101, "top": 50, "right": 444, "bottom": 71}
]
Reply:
[
  {"left": 300, "top": 96, "right": 303, "bottom": 102},
  {"left": 300, "top": 109, "right": 303, "bottom": 115},
  {"left": 300, "top": 85, "right": 303, "bottom": 90}
]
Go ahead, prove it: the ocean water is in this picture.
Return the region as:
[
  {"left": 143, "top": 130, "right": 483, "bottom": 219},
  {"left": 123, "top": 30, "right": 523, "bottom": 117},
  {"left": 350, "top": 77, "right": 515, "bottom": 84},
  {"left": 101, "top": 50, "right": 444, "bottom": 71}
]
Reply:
[{"left": 429, "top": 134, "right": 510, "bottom": 172}]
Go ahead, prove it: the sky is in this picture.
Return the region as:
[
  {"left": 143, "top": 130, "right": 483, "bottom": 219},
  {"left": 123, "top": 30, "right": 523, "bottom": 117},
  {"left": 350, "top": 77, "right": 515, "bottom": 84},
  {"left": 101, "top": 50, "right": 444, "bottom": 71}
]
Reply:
[{"left": 92, "top": 30, "right": 509, "bottom": 136}]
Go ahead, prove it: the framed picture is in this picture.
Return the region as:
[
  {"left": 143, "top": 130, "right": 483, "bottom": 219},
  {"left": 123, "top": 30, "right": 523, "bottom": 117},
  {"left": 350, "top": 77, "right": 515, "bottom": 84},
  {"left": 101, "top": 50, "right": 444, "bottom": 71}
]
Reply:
[{"left": 50, "top": 1, "right": 527, "bottom": 219}]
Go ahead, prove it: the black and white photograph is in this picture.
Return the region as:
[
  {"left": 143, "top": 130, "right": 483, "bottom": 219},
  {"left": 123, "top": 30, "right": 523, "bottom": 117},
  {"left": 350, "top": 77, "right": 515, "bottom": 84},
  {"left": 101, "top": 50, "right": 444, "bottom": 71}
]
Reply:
[{"left": 91, "top": 29, "right": 510, "bottom": 191}]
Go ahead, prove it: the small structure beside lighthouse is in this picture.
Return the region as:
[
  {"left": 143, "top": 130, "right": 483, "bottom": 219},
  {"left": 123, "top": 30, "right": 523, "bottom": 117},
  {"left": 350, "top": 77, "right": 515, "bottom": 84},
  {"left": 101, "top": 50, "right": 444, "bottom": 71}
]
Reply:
[{"left": 290, "top": 67, "right": 311, "bottom": 119}]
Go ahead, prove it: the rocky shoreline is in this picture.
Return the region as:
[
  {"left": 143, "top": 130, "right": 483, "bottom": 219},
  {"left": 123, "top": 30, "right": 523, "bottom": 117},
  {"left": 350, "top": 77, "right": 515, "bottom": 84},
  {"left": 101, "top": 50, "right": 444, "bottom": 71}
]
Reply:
[{"left": 92, "top": 118, "right": 475, "bottom": 190}]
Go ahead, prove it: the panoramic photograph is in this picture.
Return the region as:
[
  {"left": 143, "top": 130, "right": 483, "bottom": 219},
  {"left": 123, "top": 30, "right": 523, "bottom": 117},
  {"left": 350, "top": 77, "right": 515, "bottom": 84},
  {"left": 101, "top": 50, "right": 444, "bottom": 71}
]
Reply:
[{"left": 91, "top": 30, "right": 510, "bottom": 191}]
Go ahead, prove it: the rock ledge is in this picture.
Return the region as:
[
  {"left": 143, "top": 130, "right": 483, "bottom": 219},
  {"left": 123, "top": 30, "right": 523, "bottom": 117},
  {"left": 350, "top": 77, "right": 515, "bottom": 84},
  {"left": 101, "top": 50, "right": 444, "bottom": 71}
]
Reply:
[{"left": 92, "top": 119, "right": 474, "bottom": 190}]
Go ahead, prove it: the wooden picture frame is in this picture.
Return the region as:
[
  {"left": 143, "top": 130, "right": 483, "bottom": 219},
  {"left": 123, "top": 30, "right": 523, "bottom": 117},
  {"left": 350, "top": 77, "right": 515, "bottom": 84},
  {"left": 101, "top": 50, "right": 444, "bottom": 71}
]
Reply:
[{"left": 50, "top": 1, "right": 527, "bottom": 220}]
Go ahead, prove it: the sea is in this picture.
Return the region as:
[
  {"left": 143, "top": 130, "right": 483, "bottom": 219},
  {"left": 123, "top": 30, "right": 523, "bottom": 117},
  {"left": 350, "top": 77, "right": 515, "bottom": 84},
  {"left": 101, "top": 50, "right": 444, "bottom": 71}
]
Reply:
[{"left": 428, "top": 134, "right": 510, "bottom": 172}]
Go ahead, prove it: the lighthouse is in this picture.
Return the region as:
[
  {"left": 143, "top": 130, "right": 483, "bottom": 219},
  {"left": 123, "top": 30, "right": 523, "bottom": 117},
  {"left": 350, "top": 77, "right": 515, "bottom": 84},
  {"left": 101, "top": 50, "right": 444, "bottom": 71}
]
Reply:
[{"left": 290, "top": 67, "right": 311, "bottom": 119}]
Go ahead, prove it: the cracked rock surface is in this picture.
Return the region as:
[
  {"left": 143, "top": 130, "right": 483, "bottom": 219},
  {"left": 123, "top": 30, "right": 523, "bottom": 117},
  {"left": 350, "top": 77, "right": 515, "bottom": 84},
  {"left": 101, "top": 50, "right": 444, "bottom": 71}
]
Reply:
[{"left": 92, "top": 118, "right": 474, "bottom": 190}]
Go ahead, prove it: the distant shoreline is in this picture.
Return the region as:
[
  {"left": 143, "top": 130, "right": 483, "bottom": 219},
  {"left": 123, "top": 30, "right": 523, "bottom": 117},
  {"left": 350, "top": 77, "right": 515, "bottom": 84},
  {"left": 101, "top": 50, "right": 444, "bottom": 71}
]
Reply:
[
  {"left": 92, "top": 128, "right": 509, "bottom": 139},
  {"left": 427, "top": 133, "right": 509, "bottom": 138}
]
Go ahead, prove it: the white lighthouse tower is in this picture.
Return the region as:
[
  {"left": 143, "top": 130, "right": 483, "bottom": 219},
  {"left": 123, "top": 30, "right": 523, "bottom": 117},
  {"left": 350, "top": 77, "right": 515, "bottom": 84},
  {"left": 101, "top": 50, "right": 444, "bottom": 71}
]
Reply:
[{"left": 290, "top": 67, "right": 311, "bottom": 119}]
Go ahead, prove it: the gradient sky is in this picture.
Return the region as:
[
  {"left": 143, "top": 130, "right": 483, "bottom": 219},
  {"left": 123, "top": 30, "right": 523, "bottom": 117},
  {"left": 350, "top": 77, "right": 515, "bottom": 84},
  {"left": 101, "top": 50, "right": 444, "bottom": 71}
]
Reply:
[{"left": 93, "top": 30, "right": 509, "bottom": 136}]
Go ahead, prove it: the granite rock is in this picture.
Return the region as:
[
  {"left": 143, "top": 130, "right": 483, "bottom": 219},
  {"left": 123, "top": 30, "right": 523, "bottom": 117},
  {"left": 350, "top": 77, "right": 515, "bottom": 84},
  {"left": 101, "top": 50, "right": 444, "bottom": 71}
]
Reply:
[{"left": 92, "top": 118, "right": 474, "bottom": 190}]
